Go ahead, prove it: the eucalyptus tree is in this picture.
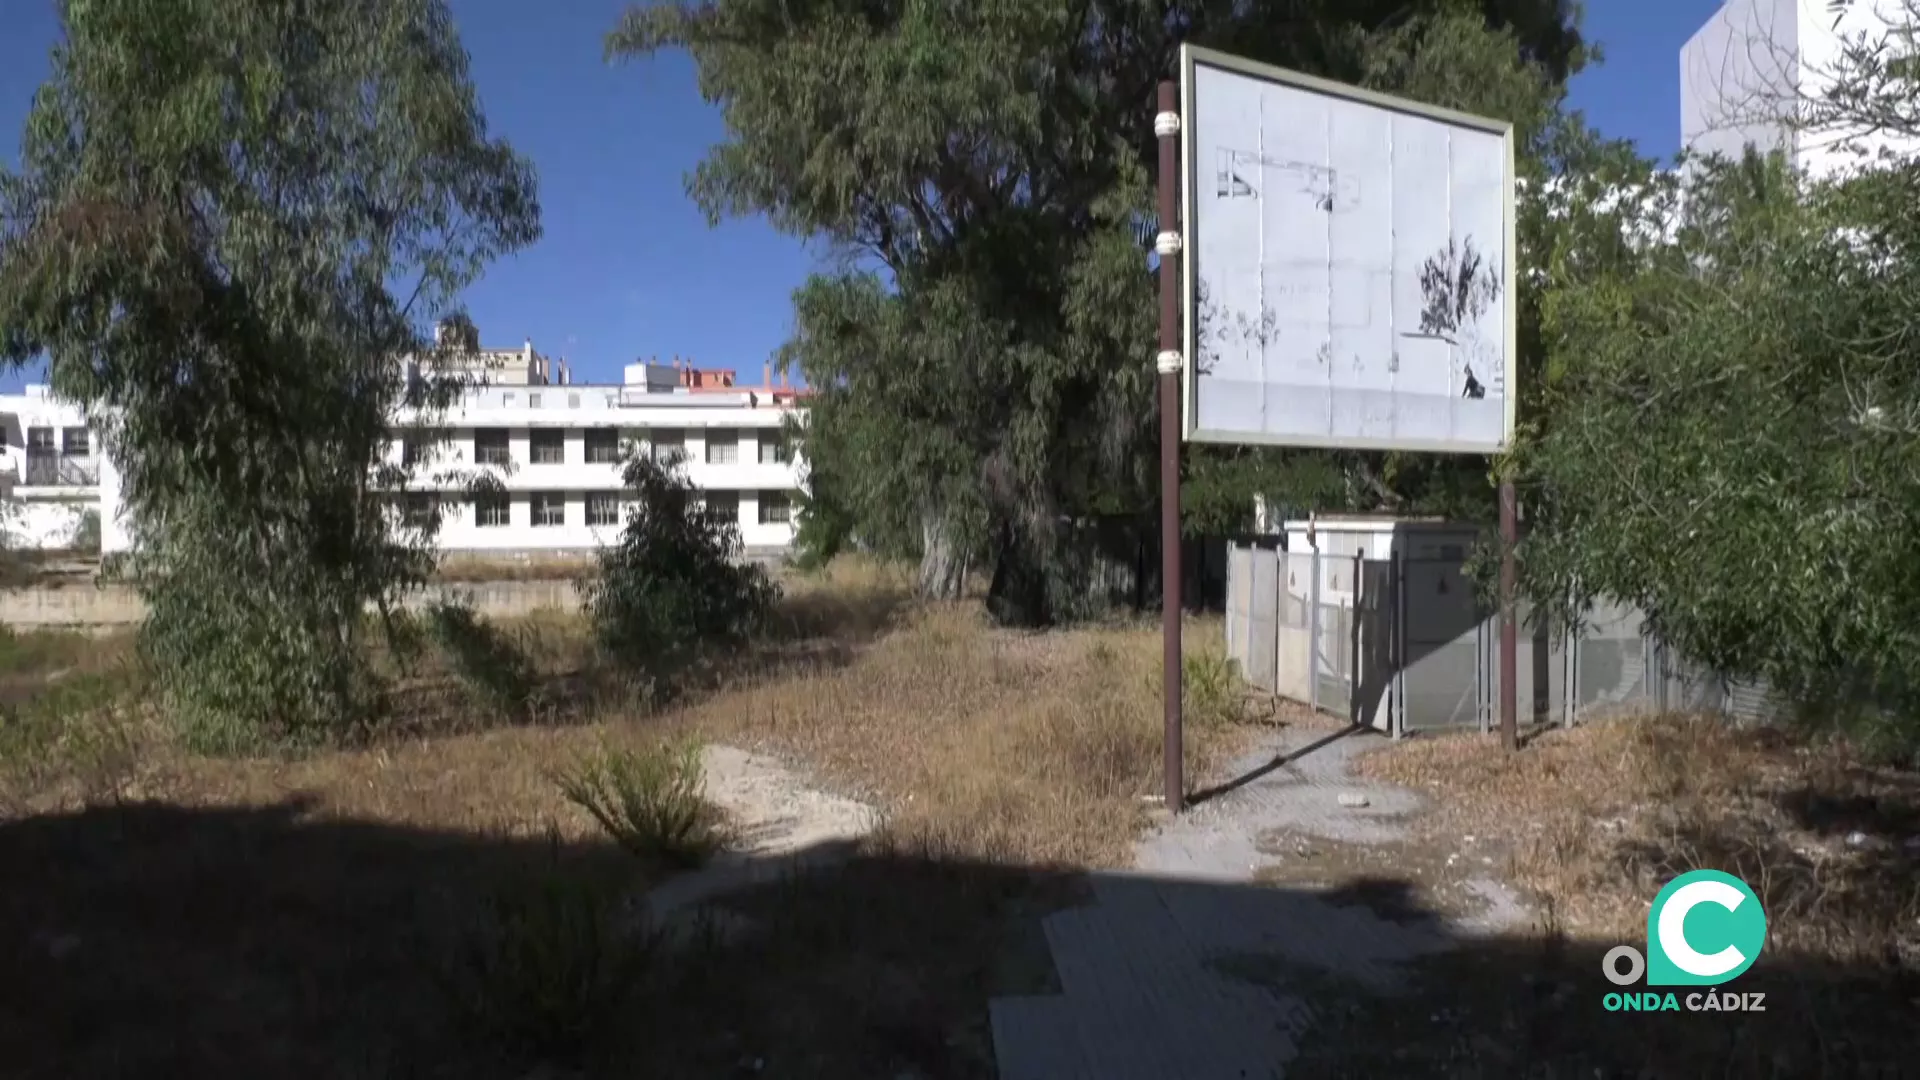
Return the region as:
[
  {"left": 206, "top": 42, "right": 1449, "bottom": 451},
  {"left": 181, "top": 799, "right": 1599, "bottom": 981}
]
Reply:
[{"left": 0, "top": 0, "right": 539, "bottom": 747}]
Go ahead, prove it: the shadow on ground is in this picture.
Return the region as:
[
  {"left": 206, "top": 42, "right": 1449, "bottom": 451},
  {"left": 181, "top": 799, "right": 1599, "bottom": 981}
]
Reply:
[{"left": 0, "top": 798, "right": 1908, "bottom": 1079}]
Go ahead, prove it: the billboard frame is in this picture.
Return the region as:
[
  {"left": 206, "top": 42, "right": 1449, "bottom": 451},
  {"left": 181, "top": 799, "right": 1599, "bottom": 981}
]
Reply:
[{"left": 1177, "top": 44, "right": 1520, "bottom": 453}]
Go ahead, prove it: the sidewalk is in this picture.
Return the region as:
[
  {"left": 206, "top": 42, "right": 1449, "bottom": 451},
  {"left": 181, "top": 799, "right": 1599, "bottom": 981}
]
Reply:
[{"left": 990, "top": 725, "right": 1528, "bottom": 1079}]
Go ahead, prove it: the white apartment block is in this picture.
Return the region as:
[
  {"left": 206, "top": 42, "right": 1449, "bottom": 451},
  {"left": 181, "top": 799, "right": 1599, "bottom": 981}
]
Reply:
[
  {"left": 0, "top": 384, "right": 103, "bottom": 551},
  {"left": 1, "top": 327, "right": 809, "bottom": 558},
  {"left": 1682, "top": 0, "right": 1912, "bottom": 174}
]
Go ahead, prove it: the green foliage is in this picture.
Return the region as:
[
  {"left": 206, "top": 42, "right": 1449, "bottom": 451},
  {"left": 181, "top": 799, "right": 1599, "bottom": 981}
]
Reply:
[
  {"left": 0, "top": 661, "right": 146, "bottom": 803},
  {"left": 612, "top": 0, "right": 1588, "bottom": 622},
  {"left": 69, "top": 509, "right": 100, "bottom": 553},
  {"left": 553, "top": 740, "right": 729, "bottom": 869},
  {"left": 427, "top": 866, "right": 662, "bottom": 1067},
  {"left": 1182, "top": 648, "right": 1242, "bottom": 728},
  {"left": 1141, "top": 645, "right": 1244, "bottom": 727},
  {"left": 422, "top": 600, "right": 542, "bottom": 719},
  {"left": 1519, "top": 147, "right": 1920, "bottom": 729},
  {"left": 788, "top": 481, "right": 856, "bottom": 571},
  {"left": 0, "top": 0, "right": 539, "bottom": 748},
  {"left": 581, "top": 451, "right": 778, "bottom": 679}
]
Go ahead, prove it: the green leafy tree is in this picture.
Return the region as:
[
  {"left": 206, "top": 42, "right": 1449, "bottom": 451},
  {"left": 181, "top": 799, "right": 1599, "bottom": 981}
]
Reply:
[
  {"left": 1517, "top": 5, "right": 1920, "bottom": 747},
  {"left": 1520, "top": 150, "right": 1920, "bottom": 731},
  {"left": 582, "top": 451, "right": 779, "bottom": 684},
  {"left": 612, "top": 0, "right": 1588, "bottom": 624},
  {"left": 0, "top": 0, "right": 539, "bottom": 748}
]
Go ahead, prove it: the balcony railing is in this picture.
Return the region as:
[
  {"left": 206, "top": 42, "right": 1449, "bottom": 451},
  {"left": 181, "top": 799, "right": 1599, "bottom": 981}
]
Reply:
[{"left": 23, "top": 453, "right": 99, "bottom": 486}]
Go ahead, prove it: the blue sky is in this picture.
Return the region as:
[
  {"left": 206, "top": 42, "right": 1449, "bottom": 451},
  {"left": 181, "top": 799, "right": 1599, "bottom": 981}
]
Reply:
[{"left": 1, "top": 0, "right": 1723, "bottom": 390}]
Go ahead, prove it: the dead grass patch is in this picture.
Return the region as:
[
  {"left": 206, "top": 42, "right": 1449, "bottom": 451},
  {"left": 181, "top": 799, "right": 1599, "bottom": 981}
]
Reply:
[
  {"left": 0, "top": 559, "right": 1256, "bottom": 1077},
  {"left": 683, "top": 603, "right": 1239, "bottom": 867},
  {"left": 1357, "top": 715, "right": 1920, "bottom": 963},
  {"left": 1286, "top": 713, "right": 1920, "bottom": 1076}
]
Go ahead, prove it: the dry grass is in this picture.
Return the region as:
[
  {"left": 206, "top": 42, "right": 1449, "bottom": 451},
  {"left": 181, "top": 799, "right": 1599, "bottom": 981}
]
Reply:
[
  {"left": 0, "top": 555, "right": 1253, "bottom": 1077},
  {"left": 1357, "top": 715, "right": 1920, "bottom": 963},
  {"left": 1279, "top": 714, "right": 1920, "bottom": 1077},
  {"left": 432, "top": 550, "right": 602, "bottom": 582}
]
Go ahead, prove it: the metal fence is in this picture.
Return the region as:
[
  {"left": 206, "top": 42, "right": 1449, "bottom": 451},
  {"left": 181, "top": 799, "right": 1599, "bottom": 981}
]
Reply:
[{"left": 1224, "top": 539, "right": 1784, "bottom": 736}]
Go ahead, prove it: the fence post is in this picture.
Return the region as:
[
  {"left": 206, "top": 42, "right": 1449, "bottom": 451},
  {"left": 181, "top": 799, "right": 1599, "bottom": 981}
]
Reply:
[
  {"left": 1350, "top": 551, "right": 1363, "bottom": 728},
  {"left": 1308, "top": 547, "right": 1321, "bottom": 714},
  {"left": 1270, "top": 546, "right": 1282, "bottom": 697},
  {"left": 1391, "top": 549, "right": 1404, "bottom": 740}
]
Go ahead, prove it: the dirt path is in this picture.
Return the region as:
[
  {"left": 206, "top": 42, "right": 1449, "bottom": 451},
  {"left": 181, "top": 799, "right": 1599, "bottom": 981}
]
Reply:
[
  {"left": 991, "top": 721, "right": 1531, "bottom": 1080},
  {"left": 639, "top": 745, "right": 881, "bottom": 929}
]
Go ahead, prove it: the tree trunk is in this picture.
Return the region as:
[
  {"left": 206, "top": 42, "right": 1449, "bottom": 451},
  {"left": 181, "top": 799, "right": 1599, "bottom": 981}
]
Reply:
[{"left": 916, "top": 505, "right": 967, "bottom": 600}]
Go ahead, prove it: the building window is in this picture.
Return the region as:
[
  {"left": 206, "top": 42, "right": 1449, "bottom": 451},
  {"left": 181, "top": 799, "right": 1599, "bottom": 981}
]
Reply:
[
  {"left": 758, "top": 433, "right": 791, "bottom": 464},
  {"left": 585, "top": 428, "right": 621, "bottom": 465},
  {"left": 758, "top": 491, "right": 791, "bottom": 525},
  {"left": 650, "top": 430, "right": 684, "bottom": 464},
  {"left": 587, "top": 492, "right": 621, "bottom": 527},
  {"left": 531, "top": 492, "right": 566, "bottom": 527},
  {"left": 703, "top": 490, "right": 739, "bottom": 522},
  {"left": 529, "top": 428, "right": 565, "bottom": 464},
  {"left": 568, "top": 392, "right": 581, "bottom": 408},
  {"left": 528, "top": 392, "right": 542, "bottom": 408},
  {"left": 61, "top": 427, "right": 90, "bottom": 456},
  {"left": 706, "top": 431, "right": 739, "bottom": 465},
  {"left": 400, "top": 493, "right": 436, "bottom": 530},
  {"left": 26, "top": 427, "right": 54, "bottom": 453},
  {"left": 474, "top": 493, "right": 510, "bottom": 527},
  {"left": 402, "top": 432, "right": 435, "bottom": 466},
  {"left": 474, "top": 429, "right": 511, "bottom": 466},
  {"left": 502, "top": 392, "right": 517, "bottom": 407}
]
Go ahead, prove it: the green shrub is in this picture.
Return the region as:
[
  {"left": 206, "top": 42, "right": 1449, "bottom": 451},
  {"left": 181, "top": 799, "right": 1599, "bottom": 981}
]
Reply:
[
  {"left": 427, "top": 871, "right": 660, "bottom": 1066},
  {"left": 1144, "top": 647, "right": 1244, "bottom": 729},
  {"left": 0, "top": 664, "right": 146, "bottom": 803},
  {"left": 553, "top": 740, "right": 728, "bottom": 870},
  {"left": 422, "top": 600, "right": 542, "bottom": 717},
  {"left": 1184, "top": 649, "right": 1242, "bottom": 727},
  {"left": 579, "top": 451, "right": 778, "bottom": 684},
  {"left": 70, "top": 509, "right": 101, "bottom": 554}
]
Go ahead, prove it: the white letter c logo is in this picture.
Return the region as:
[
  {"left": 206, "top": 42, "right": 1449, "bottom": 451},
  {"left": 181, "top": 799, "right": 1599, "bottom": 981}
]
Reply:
[{"left": 1657, "top": 879, "right": 1747, "bottom": 978}]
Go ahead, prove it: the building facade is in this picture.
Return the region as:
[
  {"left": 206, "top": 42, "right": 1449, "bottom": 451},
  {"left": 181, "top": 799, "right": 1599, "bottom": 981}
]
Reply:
[
  {"left": 0, "top": 384, "right": 103, "bottom": 551},
  {"left": 0, "top": 330, "right": 809, "bottom": 558},
  {"left": 1682, "top": 0, "right": 1909, "bottom": 174}
]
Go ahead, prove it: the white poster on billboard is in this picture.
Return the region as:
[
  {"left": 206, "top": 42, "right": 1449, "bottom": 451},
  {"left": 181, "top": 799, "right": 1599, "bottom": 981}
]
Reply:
[{"left": 1179, "top": 46, "right": 1517, "bottom": 453}]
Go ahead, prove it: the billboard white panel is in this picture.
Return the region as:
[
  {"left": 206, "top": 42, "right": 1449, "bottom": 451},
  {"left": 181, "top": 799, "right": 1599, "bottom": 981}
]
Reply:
[{"left": 1179, "top": 46, "right": 1518, "bottom": 453}]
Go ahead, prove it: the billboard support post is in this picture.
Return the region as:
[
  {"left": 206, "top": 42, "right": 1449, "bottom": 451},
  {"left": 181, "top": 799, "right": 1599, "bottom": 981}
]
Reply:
[
  {"left": 1174, "top": 44, "right": 1523, "bottom": 755},
  {"left": 1156, "top": 80, "right": 1185, "bottom": 814},
  {"left": 1499, "top": 478, "right": 1519, "bottom": 751}
]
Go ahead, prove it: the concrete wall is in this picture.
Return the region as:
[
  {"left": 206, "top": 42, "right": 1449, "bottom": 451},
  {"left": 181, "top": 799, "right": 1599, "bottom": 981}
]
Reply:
[
  {"left": 0, "top": 577, "right": 593, "bottom": 629},
  {"left": 2, "top": 499, "right": 95, "bottom": 551}
]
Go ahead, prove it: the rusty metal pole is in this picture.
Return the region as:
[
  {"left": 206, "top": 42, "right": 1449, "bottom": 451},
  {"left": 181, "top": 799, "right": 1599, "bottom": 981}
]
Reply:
[
  {"left": 1499, "top": 478, "right": 1519, "bottom": 751},
  {"left": 1155, "top": 81, "right": 1185, "bottom": 812}
]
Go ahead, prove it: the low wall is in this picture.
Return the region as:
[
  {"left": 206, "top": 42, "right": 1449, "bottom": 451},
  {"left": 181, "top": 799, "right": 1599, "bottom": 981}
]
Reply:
[{"left": 0, "top": 578, "right": 589, "bottom": 629}]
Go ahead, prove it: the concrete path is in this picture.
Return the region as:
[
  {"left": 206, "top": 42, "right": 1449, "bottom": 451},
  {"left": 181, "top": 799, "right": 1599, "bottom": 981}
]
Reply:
[{"left": 990, "top": 724, "right": 1528, "bottom": 1079}]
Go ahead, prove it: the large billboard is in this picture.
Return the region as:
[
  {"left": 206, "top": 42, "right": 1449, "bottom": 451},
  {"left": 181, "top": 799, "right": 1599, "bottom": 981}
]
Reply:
[{"left": 1179, "top": 46, "right": 1518, "bottom": 453}]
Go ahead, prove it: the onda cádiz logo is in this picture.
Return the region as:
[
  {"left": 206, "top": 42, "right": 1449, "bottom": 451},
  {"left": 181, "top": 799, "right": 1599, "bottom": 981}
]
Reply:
[{"left": 1600, "top": 869, "right": 1769, "bottom": 1014}]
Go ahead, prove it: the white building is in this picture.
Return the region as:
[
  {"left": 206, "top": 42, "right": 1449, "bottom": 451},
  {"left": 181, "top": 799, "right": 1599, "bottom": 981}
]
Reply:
[
  {"left": 0, "top": 384, "right": 105, "bottom": 551},
  {"left": 1, "top": 328, "right": 809, "bottom": 558},
  {"left": 1681, "top": 0, "right": 1911, "bottom": 175}
]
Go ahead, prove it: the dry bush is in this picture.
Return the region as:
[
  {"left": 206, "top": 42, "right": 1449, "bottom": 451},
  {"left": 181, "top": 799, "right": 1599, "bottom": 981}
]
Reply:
[
  {"left": 424, "top": 857, "right": 665, "bottom": 1067},
  {"left": 1358, "top": 714, "right": 1920, "bottom": 970},
  {"left": 764, "top": 555, "right": 915, "bottom": 643},
  {"left": 553, "top": 739, "right": 730, "bottom": 870}
]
